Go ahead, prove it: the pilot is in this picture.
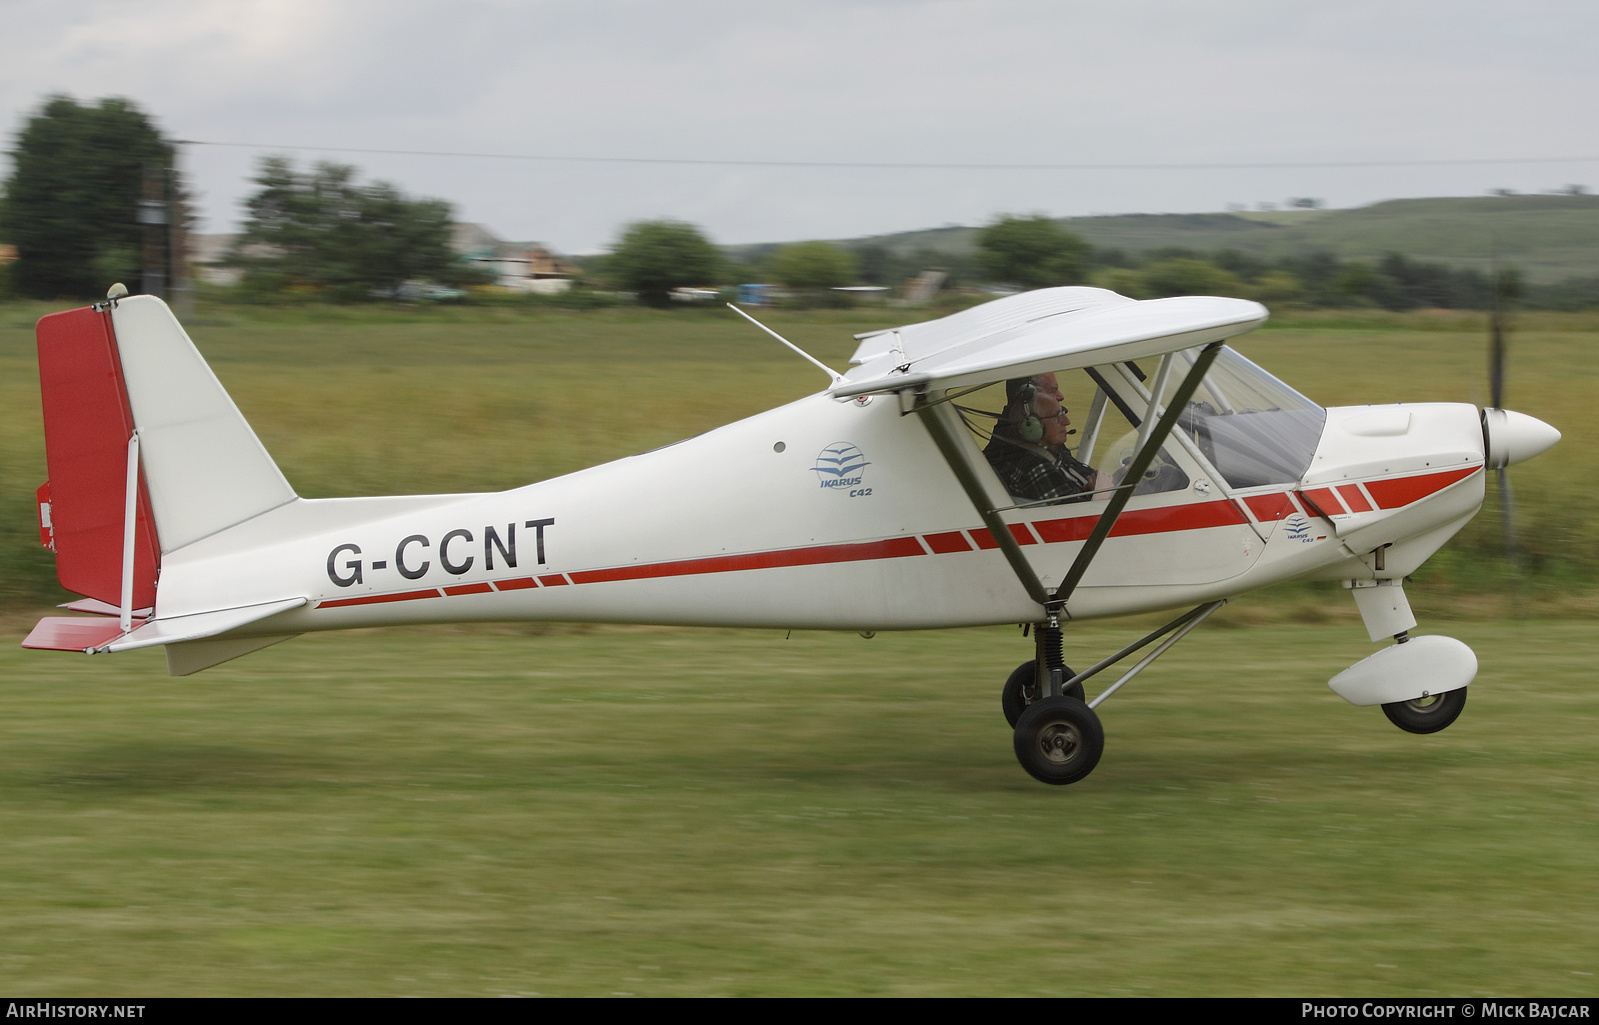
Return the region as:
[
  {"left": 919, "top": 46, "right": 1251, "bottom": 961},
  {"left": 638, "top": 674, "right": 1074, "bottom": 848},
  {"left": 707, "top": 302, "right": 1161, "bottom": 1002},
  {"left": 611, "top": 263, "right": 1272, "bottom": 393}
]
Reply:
[{"left": 985, "top": 374, "right": 1112, "bottom": 503}]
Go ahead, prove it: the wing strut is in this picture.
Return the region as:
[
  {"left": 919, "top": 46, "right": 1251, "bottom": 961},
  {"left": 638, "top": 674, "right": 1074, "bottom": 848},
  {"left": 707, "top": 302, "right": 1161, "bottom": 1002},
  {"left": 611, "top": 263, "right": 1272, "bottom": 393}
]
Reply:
[
  {"left": 913, "top": 395, "right": 1051, "bottom": 607},
  {"left": 911, "top": 340, "right": 1224, "bottom": 615}
]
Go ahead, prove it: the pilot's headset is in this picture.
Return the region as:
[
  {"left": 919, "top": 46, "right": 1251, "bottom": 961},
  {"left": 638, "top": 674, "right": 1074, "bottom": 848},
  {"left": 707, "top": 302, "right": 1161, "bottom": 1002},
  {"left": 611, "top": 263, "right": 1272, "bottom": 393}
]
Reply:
[{"left": 1007, "top": 379, "right": 1047, "bottom": 442}]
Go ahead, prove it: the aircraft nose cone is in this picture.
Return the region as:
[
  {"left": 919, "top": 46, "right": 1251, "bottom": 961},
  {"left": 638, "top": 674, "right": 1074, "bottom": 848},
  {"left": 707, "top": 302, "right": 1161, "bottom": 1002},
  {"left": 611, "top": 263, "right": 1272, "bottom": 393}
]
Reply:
[{"left": 1482, "top": 408, "right": 1561, "bottom": 468}]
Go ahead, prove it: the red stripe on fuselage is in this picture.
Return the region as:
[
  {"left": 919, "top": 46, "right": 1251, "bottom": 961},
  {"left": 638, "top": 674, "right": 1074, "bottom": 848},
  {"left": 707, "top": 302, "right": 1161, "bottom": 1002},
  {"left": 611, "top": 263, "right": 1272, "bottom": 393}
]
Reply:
[
  {"left": 319, "top": 588, "right": 442, "bottom": 608},
  {"left": 1243, "top": 492, "right": 1297, "bottom": 522},
  {"left": 568, "top": 536, "right": 925, "bottom": 585},
  {"left": 1031, "top": 499, "right": 1246, "bottom": 544},
  {"left": 1298, "top": 487, "right": 1346, "bottom": 518},
  {"left": 971, "top": 523, "right": 1039, "bottom": 549},
  {"left": 1337, "top": 484, "right": 1374, "bottom": 513},
  {"left": 1364, "top": 466, "right": 1479, "bottom": 508},
  {"left": 922, "top": 530, "right": 973, "bottom": 554}
]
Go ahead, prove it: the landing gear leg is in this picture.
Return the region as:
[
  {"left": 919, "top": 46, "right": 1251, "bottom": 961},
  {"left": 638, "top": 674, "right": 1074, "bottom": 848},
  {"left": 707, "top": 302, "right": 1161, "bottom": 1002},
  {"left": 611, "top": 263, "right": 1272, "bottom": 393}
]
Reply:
[
  {"left": 1005, "top": 601, "right": 1225, "bottom": 785},
  {"left": 1008, "top": 613, "right": 1100, "bottom": 784}
]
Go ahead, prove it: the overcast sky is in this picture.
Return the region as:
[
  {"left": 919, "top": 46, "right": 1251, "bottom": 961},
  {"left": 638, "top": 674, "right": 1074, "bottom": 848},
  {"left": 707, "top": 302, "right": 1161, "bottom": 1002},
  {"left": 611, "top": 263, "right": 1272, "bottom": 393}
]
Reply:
[{"left": 3, "top": 0, "right": 1596, "bottom": 253}]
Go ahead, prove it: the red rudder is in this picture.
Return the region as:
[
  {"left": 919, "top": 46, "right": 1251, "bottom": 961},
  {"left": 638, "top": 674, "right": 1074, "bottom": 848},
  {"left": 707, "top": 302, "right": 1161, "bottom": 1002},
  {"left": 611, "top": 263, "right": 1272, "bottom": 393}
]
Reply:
[{"left": 35, "top": 307, "right": 159, "bottom": 608}]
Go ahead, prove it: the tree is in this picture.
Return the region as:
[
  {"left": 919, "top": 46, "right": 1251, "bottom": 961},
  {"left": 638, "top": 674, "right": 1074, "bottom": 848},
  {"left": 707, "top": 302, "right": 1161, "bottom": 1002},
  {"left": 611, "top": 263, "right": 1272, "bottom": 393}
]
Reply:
[
  {"left": 976, "top": 215, "right": 1089, "bottom": 288},
  {"left": 771, "top": 241, "right": 857, "bottom": 290},
  {"left": 232, "top": 157, "right": 464, "bottom": 301},
  {"left": 1139, "top": 258, "right": 1243, "bottom": 298},
  {"left": 606, "top": 220, "right": 720, "bottom": 307},
  {"left": 1, "top": 95, "right": 173, "bottom": 298},
  {"left": 1249, "top": 269, "right": 1304, "bottom": 305}
]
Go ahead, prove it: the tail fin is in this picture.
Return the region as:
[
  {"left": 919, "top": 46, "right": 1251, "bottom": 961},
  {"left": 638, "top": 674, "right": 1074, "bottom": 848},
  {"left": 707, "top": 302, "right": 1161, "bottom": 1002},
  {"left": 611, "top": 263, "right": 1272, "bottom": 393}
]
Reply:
[{"left": 36, "top": 296, "right": 296, "bottom": 607}]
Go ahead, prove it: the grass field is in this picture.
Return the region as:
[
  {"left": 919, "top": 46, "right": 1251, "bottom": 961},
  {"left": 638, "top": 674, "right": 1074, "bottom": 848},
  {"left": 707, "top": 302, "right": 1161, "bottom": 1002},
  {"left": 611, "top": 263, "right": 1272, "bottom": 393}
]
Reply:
[
  {"left": 0, "top": 620, "right": 1594, "bottom": 996},
  {"left": 0, "top": 298, "right": 1595, "bottom": 995}
]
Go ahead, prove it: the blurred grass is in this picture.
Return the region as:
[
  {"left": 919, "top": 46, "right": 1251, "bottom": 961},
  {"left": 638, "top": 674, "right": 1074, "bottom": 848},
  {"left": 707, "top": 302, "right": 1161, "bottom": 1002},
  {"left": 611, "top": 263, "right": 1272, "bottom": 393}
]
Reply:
[
  {"left": 0, "top": 619, "right": 1594, "bottom": 996},
  {"left": 2, "top": 299, "right": 1593, "bottom": 613}
]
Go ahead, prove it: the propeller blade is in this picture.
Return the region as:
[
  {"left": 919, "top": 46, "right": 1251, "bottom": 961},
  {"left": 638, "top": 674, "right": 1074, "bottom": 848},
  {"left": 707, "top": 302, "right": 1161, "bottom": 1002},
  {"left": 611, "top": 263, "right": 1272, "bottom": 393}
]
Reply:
[
  {"left": 1489, "top": 305, "right": 1505, "bottom": 411},
  {"left": 1496, "top": 465, "right": 1522, "bottom": 569}
]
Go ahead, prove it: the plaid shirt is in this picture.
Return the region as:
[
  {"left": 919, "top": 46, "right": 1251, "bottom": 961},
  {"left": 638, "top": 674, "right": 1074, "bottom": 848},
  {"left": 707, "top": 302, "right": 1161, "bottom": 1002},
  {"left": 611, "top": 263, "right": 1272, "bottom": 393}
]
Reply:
[{"left": 985, "top": 439, "right": 1097, "bottom": 504}]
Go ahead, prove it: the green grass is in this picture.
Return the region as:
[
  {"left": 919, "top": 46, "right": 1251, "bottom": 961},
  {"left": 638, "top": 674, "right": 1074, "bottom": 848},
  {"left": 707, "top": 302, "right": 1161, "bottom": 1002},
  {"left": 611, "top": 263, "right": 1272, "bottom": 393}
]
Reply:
[{"left": 0, "top": 619, "right": 1595, "bottom": 996}]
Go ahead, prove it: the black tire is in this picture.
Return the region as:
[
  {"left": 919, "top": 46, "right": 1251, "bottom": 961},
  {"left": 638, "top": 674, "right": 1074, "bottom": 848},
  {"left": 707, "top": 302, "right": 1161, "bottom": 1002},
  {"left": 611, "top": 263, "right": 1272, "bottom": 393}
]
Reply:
[
  {"left": 1382, "top": 687, "right": 1467, "bottom": 734},
  {"left": 1013, "top": 696, "right": 1104, "bottom": 785},
  {"left": 1002, "top": 661, "right": 1084, "bottom": 728}
]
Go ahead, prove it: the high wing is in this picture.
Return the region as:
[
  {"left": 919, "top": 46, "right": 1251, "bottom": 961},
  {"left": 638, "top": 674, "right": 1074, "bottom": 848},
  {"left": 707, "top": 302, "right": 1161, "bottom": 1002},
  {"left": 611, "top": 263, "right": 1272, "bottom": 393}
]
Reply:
[{"left": 830, "top": 286, "right": 1267, "bottom": 399}]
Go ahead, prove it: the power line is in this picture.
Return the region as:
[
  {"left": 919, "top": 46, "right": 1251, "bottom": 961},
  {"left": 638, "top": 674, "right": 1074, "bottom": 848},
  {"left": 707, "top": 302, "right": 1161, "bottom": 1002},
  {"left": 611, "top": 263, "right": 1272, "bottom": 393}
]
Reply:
[{"left": 174, "top": 139, "right": 1599, "bottom": 173}]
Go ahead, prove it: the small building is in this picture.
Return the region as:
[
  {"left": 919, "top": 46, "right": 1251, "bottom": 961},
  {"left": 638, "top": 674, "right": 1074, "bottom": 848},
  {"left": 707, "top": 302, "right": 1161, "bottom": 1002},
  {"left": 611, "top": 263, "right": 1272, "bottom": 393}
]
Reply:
[
  {"left": 902, "top": 270, "right": 947, "bottom": 303},
  {"left": 451, "top": 223, "right": 577, "bottom": 295},
  {"left": 190, "top": 234, "right": 243, "bottom": 287}
]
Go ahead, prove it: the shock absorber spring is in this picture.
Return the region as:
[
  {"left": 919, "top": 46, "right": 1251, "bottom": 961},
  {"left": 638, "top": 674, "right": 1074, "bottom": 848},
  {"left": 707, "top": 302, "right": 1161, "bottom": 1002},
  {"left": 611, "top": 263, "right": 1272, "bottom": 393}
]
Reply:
[{"left": 1041, "top": 624, "right": 1066, "bottom": 675}]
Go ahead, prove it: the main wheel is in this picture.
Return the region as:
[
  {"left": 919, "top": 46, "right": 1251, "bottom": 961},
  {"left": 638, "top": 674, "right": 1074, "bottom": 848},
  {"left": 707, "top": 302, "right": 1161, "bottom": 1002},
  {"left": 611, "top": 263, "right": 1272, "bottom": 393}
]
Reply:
[
  {"left": 1382, "top": 687, "right": 1467, "bottom": 734},
  {"left": 1013, "top": 696, "right": 1104, "bottom": 785},
  {"left": 1002, "top": 661, "right": 1084, "bottom": 728}
]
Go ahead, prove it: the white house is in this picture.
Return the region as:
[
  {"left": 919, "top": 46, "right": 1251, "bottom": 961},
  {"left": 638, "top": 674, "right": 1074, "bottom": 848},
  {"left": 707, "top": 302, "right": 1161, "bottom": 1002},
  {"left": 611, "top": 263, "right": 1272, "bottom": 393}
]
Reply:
[{"left": 450, "top": 223, "right": 576, "bottom": 294}]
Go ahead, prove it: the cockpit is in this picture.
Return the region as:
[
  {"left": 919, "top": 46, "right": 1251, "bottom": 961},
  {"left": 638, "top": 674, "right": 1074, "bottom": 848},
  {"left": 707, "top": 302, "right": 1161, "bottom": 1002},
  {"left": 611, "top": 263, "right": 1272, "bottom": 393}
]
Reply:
[{"left": 964, "top": 345, "right": 1327, "bottom": 507}]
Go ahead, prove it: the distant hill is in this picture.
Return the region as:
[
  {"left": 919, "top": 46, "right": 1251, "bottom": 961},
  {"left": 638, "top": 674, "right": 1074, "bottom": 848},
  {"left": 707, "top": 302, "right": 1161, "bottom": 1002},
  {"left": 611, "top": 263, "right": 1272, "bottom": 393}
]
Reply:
[{"left": 815, "top": 195, "right": 1599, "bottom": 285}]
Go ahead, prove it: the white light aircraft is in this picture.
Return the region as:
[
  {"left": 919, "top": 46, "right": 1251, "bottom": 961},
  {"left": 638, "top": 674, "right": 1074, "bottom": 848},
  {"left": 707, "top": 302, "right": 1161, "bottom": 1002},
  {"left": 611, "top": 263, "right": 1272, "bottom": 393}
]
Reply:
[{"left": 23, "top": 287, "right": 1560, "bottom": 784}]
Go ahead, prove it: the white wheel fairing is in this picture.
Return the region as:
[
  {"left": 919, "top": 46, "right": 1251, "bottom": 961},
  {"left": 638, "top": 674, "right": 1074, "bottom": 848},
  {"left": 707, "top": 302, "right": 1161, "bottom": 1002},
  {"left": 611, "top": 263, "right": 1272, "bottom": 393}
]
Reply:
[{"left": 1328, "top": 635, "right": 1478, "bottom": 707}]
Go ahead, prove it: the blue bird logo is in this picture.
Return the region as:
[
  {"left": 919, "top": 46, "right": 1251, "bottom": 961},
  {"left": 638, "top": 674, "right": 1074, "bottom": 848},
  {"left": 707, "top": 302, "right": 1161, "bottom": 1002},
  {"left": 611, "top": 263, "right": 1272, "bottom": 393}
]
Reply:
[{"left": 811, "top": 443, "right": 870, "bottom": 485}]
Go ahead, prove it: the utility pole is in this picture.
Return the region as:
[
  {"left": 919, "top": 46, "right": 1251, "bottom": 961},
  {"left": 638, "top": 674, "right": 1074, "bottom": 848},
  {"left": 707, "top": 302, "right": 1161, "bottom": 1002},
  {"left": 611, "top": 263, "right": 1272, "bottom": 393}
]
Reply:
[
  {"left": 137, "top": 162, "right": 168, "bottom": 298},
  {"left": 169, "top": 141, "right": 195, "bottom": 316}
]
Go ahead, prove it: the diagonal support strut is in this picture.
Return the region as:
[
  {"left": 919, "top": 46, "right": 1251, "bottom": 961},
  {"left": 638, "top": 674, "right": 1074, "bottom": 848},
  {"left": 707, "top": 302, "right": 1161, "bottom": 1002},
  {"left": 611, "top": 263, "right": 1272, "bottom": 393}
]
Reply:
[
  {"left": 1053, "top": 341, "right": 1223, "bottom": 608},
  {"left": 914, "top": 392, "right": 1051, "bottom": 606}
]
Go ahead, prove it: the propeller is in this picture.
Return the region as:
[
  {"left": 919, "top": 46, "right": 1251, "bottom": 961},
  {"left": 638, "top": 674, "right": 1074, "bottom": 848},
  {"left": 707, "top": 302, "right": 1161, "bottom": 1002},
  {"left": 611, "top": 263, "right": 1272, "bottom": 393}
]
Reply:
[{"left": 1487, "top": 263, "right": 1521, "bottom": 567}]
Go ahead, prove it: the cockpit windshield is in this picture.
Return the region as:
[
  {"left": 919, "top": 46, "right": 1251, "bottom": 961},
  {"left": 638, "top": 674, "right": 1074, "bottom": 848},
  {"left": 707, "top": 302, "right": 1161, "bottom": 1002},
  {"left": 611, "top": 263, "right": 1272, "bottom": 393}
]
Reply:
[{"left": 1159, "top": 346, "right": 1326, "bottom": 488}]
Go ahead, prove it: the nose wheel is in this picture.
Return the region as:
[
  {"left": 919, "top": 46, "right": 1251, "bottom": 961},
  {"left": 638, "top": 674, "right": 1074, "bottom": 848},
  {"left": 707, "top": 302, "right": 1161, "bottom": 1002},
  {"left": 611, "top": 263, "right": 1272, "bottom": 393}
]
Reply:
[{"left": 1382, "top": 687, "right": 1467, "bottom": 734}]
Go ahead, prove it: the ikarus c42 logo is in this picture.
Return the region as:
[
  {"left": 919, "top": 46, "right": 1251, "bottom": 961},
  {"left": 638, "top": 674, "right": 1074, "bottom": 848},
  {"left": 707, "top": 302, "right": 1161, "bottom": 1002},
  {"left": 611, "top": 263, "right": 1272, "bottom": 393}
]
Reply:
[
  {"left": 1283, "top": 513, "right": 1326, "bottom": 543},
  {"left": 811, "top": 442, "right": 872, "bottom": 497}
]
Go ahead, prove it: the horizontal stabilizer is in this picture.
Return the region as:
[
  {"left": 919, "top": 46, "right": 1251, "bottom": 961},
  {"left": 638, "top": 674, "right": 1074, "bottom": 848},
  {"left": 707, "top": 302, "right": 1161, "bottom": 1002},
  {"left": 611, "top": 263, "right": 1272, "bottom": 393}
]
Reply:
[
  {"left": 834, "top": 290, "right": 1267, "bottom": 398},
  {"left": 22, "top": 597, "right": 306, "bottom": 656},
  {"left": 101, "top": 597, "right": 307, "bottom": 653},
  {"left": 22, "top": 617, "right": 129, "bottom": 652}
]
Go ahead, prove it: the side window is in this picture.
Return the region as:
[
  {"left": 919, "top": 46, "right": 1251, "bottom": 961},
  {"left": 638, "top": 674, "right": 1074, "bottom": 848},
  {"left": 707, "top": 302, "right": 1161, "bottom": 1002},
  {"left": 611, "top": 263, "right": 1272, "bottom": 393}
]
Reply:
[{"left": 1079, "top": 366, "right": 1190, "bottom": 497}]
